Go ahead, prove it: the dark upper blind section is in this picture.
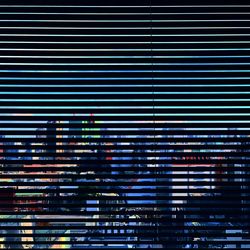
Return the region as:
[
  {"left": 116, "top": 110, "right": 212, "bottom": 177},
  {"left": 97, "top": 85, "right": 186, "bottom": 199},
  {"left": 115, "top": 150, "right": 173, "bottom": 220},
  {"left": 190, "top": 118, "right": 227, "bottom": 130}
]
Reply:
[{"left": 0, "top": 0, "right": 249, "bottom": 249}]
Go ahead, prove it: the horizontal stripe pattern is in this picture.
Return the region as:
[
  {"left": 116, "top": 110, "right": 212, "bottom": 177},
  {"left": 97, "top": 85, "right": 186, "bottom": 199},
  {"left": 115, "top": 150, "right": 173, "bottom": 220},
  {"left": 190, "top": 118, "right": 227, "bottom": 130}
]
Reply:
[{"left": 0, "top": 1, "right": 249, "bottom": 249}]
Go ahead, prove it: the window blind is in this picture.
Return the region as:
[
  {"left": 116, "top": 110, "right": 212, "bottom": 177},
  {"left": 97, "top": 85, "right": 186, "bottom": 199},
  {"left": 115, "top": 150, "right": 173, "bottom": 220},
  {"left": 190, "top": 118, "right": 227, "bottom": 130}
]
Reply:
[{"left": 0, "top": 0, "right": 249, "bottom": 249}]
